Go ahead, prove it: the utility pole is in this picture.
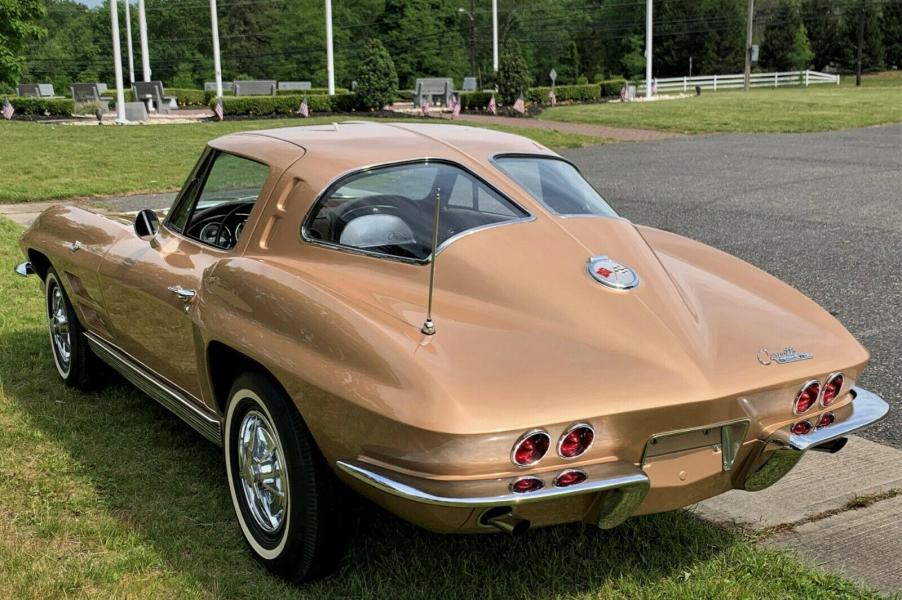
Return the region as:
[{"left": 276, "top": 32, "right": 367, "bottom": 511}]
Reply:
[
  {"left": 645, "top": 0, "right": 652, "bottom": 99},
  {"left": 492, "top": 0, "right": 498, "bottom": 72},
  {"left": 138, "top": 0, "right": 150, "bottom": 82},
  {"left": 325, "top": 0, "right": 335, "bottom": 95},
  {"left": 124, "top": 0, "right": 135, "bottom": 84},
  {"left": 458, "top": 7, "right": 476, "bottom": 77},
  {"left": 744, "top": 0, "right": 754, "bottom": 91},
  {"left": 856, "top": 0, "right": 865, "bottom": 87},
  {"left": 210, "top": 0, "right": 223, "bottom": 100},
  {"left": 110, "top": 0, "right": 127, "bottom": 123}
]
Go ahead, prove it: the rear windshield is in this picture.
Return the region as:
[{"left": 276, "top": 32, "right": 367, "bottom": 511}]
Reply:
[
  {"left": 494, "top": 156, "right": 617, "bottom": 217},
  {"left": 303, "top": 162, "right": 529, "bottom": 262}
]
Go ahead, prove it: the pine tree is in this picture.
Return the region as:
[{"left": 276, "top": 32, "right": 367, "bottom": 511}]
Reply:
[
  {"left": 882, "top": 2, "right": 902, "bottom": 68},
  {"left": 497, "top": 39, "right": 531, "bottom": 104},
  {"left": 761, "top": 0, "right": 805, "bottom": 71},
  {"left": 354, "top": 38, "right": 399, "bottom": 111},
  {"left": 802, "top": 0, "right": 842, "bottom": 70},
  {"left": 788, "top": 24, "right": 814, "bottom": 70},
  {"left": 839, "top": 0, "right": 884, "bottom": 72}
]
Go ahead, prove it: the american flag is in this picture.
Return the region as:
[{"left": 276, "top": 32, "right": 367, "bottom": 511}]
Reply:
[
  {"left": 487, "top": 94, "right": 497, "bottom": 115},
  {"left": 420, "top": 98, "right": 430, "bottom": 117},
  {"left": 297, "top": 96, "right": 310, "bottom": 118},
  {"left": 548, "top": 89, "right": 557, "bottom": 106},
  {"left": 451, "top": 94, "right": 461, "bottom": 120},
  {"left": 213, "top": 97, "right": 224, "bottom": 121},
  {"left": 2, "top": 98, "right": 13, "bottom": 121},
  {"left": 513, "top": 92, "right": 526, "bottom": 115}
]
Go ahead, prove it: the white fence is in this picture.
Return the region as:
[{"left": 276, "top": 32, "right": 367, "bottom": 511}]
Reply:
[{"left": 637, "top": 70, "right": 840, "bottom": 94}]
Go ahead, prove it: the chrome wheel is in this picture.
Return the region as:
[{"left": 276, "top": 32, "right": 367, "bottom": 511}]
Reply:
[
  {"left": 237, "top": 410, "right": 287, "bottom": 533},
  {"left": 48, "top": 282, "right": 71, "bottom": 372}
]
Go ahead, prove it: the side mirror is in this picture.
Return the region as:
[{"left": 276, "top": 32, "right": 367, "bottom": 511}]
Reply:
[{"left": 134, "top": 209, "right": 160, "bottom": 240}]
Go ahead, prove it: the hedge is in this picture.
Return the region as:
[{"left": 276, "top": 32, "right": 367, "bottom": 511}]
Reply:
[
  {"left": 167, "top": 88, "right": 207, "bottom": 107},
  {"left": 600, "top": 78, "right": 627, "bottom": 97},
  {"left": 8, "top": 97, "right": 74, "bottom": 116},
  {"left": 524, "top": 79, "right": 627, "bottom": 105},
  {"left": 458, "top": 91, "right": 494, "bottom": 111},
  {"left": 211, "top": 94, "right": 343, "bottom": 116},
  {"left": 101, "top": 89, "right": 136, "bottom": 102},
  {"left": 276, "top": 87, "right": 349, "bottom": 96}
]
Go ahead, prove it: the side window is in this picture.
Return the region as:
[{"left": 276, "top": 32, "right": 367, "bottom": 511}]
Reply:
[
  {"left": 304, "top": 162, "right": 528, "bottom": 261},
  {"left": 170, "top": 152, "right": 270, "bottom": 249}
]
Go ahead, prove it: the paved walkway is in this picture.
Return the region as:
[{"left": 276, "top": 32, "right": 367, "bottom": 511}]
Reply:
[{"left": 458, "top": 113, "right": 683, "bottom": 142}]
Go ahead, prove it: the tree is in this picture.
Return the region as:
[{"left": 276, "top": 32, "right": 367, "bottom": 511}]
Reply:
[
  {"left": 802, "top": 0, "right": 842, "bottom": 70},
  {"left": 354, "top": 38, "right": 398, "bottom": 110},
  {"left": 761, "top": 0, "right": 810, "bottom": 71},
  {"left": 0, "top": 0, "right": 46, "bottom": 88},
  {"left": 838, "top": 0, "right": 884, "bottom": 72},
  {"left": 882, "top": 2, "right": 902, "bottom": 68},
  {"left": 620, "top": 35, "right": 646, "bottom": 79},
  {"left": 497, "top": 39, "right": 530, "bottom": 104},
  {"left": 788, "top": 24, "right": 814, "bottom": 70}
]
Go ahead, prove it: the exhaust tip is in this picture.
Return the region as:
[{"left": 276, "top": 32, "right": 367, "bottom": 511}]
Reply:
[
  {"left": 811, "top": 436, "right": 848, "bottom": 454},
  {"left": 480, "top": 507, "right": 530, "bottom": 536}
]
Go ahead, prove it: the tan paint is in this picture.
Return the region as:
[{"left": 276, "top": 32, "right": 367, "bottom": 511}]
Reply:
[{"left": 19, "top": 122, "right": 871, "bottom": 533}]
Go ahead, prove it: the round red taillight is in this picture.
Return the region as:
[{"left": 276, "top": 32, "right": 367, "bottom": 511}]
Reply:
[
  {"left": 511, "top": 431, "right": 550, "bottom": 467},
  {"left": 510, "top": 476, "right": 544, "bottom": 494},
  {"left": 822, "top": 373, "right": 844, "bottom": 407},
  {"left": 791, "top": 420, "right": 813, "bottom": 435},
  {"left": 558, "top": 424, "right": 595, "bottom": 459},
  {"left": 553, "top": 469, "right": 587, "bottom": 488},
  {"left": 817, "top": 412, "right": 836, "bottom": 428},
  {"left": 794, "top": 380, "right": 820, "bottom": 414}
]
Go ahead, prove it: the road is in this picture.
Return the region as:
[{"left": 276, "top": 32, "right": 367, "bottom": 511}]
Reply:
[{"left": 564, "top": 124, "right": 902, "bottom": 447}]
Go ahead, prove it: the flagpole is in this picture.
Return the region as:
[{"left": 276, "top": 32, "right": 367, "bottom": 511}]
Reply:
[
  {"left": 110, "top": 0, "right": 127, "bottom": 123},
  {"left": 645, "top": 0, "right": 653, "bottom": 99},
  {"left": 124, "top": 0, "right": 135, "bottom": 84},
  {"left": 210, "top": 0, "right": 223, "bottom": 100},
  {"left": 492, "top": 0, "right": 498, "bottom": 72},
  {"left": 138, "top": 0, "right": 150, "bottom": 82},
  {"left": 325, "top": 0, "right": 335, "bottom": 95}
]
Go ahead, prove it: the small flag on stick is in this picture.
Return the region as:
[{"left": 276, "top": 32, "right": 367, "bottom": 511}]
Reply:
[
  {"left": 487, "top": 94, "right": 497, "bottom": 115},
  {"left": 2, "top": 98, "right": 14, "bottom": 121},
  {"left": 298, "top": 96, "right": 310, "bottom": 118},
  {"left": 548, "top": 89, "right": 556, "bottom": 106},
  {"left": 513, "top": 92, "right": 526, "bottom": 115},
  {"left": 420, "top": 98, "right": 430, "bottom": 117},
  {"left": 213, "top": 97, "right": 224, "bottom": 121},
  {"left": 451, "top": 94, "right": 461, "bottom": 120}
]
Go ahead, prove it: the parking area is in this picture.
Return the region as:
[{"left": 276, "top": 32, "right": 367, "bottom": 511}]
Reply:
[{"left": 565, "top": 124, "right": 902, "bottom": 448}]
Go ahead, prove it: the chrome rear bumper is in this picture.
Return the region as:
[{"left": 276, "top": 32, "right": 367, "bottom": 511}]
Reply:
[
  {"left": 744, "top": 386, "right": 889, "bottom": 491},
  {"left": 15, "top": 262, "right": 33, "bottom": 277},
  {"left": 336, "top": 459, "right": 650, "bottom": 530}
]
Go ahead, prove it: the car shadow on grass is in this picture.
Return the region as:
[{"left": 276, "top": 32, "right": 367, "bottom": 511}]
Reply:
[{"left": 1, "top": 326, "right": 736, "bottom": 599}]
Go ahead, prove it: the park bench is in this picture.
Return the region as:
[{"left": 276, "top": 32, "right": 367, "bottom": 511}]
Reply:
[
  {"left": 204, "top": 81, "right": 234, "bottom": 93},
  {"left": 37, "top": 84, "right": 64, "bottom": 98},
  {"left": 132, "top": 81, "right": 178, "bottom": 114},
  {"left": 414, "top": 78, "right": 454, "bottom": 107},
  {"left": 234, "top": 80, "right": 276, "bottom": 96},
  {"left": 278, "top": 81, "right": 312, "bottom": 92},
  {"left": 96, "top": 83, "right": 109, "bottom": 95},
  {"left": 70, "top": 83, "right": 111, "bottom": 111},
  {"left": 461, "top": 77, "right": 477, "bottom": 92},
  {"left": 16, "top": 84, "right": 41, "bottom": 97}
]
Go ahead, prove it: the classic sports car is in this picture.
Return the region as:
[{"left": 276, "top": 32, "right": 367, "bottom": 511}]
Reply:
[{"left": 15, "top": 122, "right": 889, "bottom": 582}]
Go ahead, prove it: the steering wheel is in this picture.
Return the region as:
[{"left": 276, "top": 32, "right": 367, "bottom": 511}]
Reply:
[{"left": 214, "top": 202, "right": 252, "bottom": 249}]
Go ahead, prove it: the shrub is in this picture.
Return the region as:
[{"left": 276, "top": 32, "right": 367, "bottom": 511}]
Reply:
[
  {"left": 458, "top": 91, "right": 493, "bottom": 111},
  {"left": 166, "top": 88, "right": 207, "bottom": 107},
  {"left": 203, "top": 88, "right": 235, "bottom": 104},
  {"left": 527, "top": 84, "right": 599, "bottom": 104},
  {"left": 9, "top": 97, "right": 74, "bottom": 116},
  {"left": 332, "top": 93, "right": 359, "bottom": 112},
  {"left": 354, "top": 39, "right": 399, "bottom": 110},
  {"left": 212, "top": 94, "right": 326, "bottom": 116},
  {"left": 600, "top": 78, "right": 626, "bottom": 97},
  {"left": 276, "top": 87, "right": 349, "bottom": 96},
  {"left": 576, "top": 75, "right": 589, "bottom": 85},
  {"left": 101, "top": 89, "right": 136, "bottom": 102},
  {"left": 498, "top": 40, "right": 531, "bottom": 105}
]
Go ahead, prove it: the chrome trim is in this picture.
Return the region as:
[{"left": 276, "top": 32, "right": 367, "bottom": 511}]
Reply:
[
  {"left": 745, "top": 387, "right": 889, "bottom": 491},
  {"left": 510, "top": 429, "right": 551, "bottom": 467},
  {"left": 586, "top": 256, "right": 640, "bottom": 291},
  {"left": 300, "top": 157, "right": 535, "bottom": 265},
  {"left": 84, "top": 332, "right": 222, "bottom": 445},
  {"left": 335, "top": 459, "right": 649, "bottom": 509},
  {"left": 14, "top": 262, "right": 34, "bottom": 277},
  {"left": 509, "top": 476, "right": 544, "bottom": 494},
  {"left": 793, "top": 379, "right": 821, "bottom": 416},
  {"left": 641, "top": 418, "right": 750, "bottom": 465},
  {"left": 821, "top": 372, "right": 844, "bottom": 407},
  {"left": 556, "top": 422, "right": 595, "bottom": 459}
]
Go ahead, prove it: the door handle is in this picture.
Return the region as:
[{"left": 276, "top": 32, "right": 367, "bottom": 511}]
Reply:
[
  {"left": 167, "top": 285, "right": 197, "bottom": 306},
  {"left": 66, "top": 240, "right": 81, "bottom": 253}
]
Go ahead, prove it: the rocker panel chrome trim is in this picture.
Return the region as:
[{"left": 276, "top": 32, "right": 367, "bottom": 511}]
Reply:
[{"left": 84, "top": 331, "right": 222, "bottom": 445}]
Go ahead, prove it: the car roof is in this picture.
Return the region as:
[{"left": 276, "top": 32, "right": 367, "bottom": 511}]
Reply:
[{"left": 209, "top": 121, "right": 558, "bottom": 168}]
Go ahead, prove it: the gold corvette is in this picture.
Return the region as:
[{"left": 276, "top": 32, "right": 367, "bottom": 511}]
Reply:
[{"left": 15, "top": 123, "right": 889, "bottom": 582}]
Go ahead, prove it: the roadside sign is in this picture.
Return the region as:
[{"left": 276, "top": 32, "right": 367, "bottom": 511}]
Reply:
[
  {"left": 751, "top": 45, "right": 759, "bottom": 63},
  {"left": 549, "top": 69, "right": 557, "bottom": 83}
]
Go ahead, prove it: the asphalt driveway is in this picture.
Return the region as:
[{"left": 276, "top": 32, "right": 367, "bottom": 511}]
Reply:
[{"left": 564, "top": 124, "right": 902, "bottom": 447}]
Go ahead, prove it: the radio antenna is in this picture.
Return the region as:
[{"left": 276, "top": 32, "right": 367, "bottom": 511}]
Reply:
[{"left": 421, "top": 187, "right": 441, "bottom": 335}]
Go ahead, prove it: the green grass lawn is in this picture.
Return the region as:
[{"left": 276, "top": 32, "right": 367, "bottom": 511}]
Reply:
[
  {"left": 540, "top": 76, "right": 902, "bottom": 134},
  {"left": 0, "top": 217, "right": 881, "bottom": 598},
  {"left": 0, "top": 117, "right": 606, "bottom": 204}
]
